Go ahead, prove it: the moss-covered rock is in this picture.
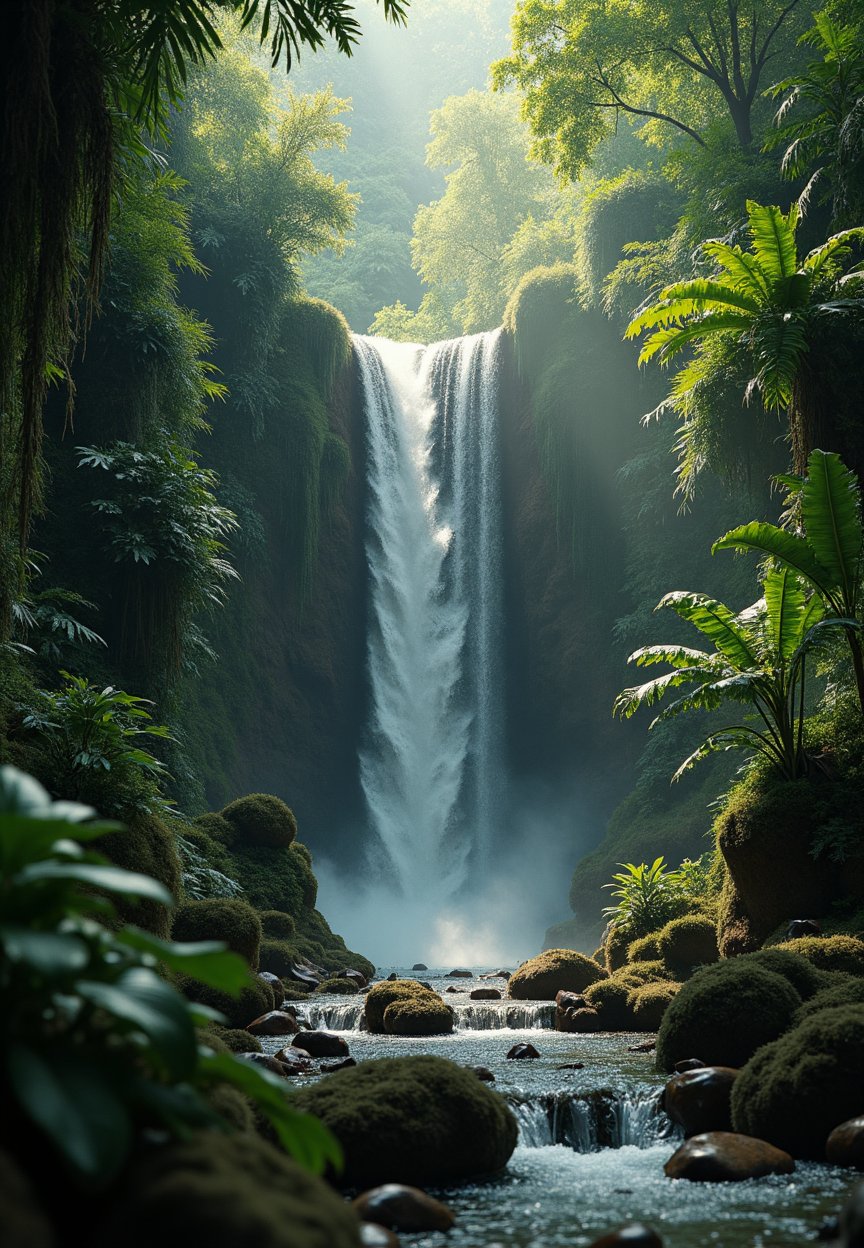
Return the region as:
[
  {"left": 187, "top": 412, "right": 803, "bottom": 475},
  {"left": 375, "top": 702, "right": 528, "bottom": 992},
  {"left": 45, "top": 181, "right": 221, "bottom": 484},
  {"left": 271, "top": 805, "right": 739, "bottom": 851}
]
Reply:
[
  {"left": 656, "top": 961, "right": 801, "bottom": 1072},
  {"left": 742, "top": 948, "right": 824, "bottom": 1000},
  {"left": 657, "top": 914, "right": 718, "bottom": 978},
  {"left": 210, "top": 1026, "right": 263, "bottom": 1055},
  {"left": 93, "top": 1131, "right": 362, "bottom": 1248},
  {"left": 628, "top": 981, "right": 680, "bottom": 1031},
  {"left": 291, "top": 1056, "right": 518, "bottom": 1187},
  {"left": 794, "top": 974, "right": 864, "bottom": 1024},
  {"left": 96, "top": 813, "right": 181, "bottom": 939},
  {"left": 604, "top": 925, "right": 632, "bottom": 972},
  {"left": 773, "top": 935, "right": 864, "bottom": 977},
  {"left": 509, "top": 949, "right": 606, "bottom": 1000},
  {"left": 731, "top": 1006, "right": 864, "bottom": 1158},
  {"left": 193, "top": 812, "right": 235, "bottom": 846},
  {"left": 382, "top": 995, "right": 454, "bottom": 1036},
  {"left": 364, "top": 980, "right": 438, "bottom": 1033},
  {"left": 260, "top": 909, "right": 296, "bottom": 939},
  {"left": 258, "top": 937, "right": 301, "bottom": 979},
  {"left": 583, "top": 978, "right": 635, "bottom": 1029},
  {"left": 172, "top": 899, "right": 262, "bottom": 969},
  {"left": 716, "top": 868, "right": 760, "bottom": 958},
  {"left": 177, "top": 975, "right": 275, "bottom": 1031},
  {"left": 627, "top": 932, "right": 664, "bottom": 963},
  {"left": 314, "top": 978, "right": 359, "bottom": 996},
  {"left": 614, "top": 960, "right": 671, "bottom": 988},
  {"left": 221, "top": 793, "right": 298, "bottom": 849}
]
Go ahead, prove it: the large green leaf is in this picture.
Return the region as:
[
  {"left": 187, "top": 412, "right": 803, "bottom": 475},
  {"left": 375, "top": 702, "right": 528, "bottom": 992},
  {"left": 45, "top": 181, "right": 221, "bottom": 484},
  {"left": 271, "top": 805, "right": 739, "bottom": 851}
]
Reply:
[
  {"left": 77, "top": 967, "right": 197, "bottom": 1080},
  {"left": 801, "top": 449, "right": 863, "bottom": 610},
  {"left": 16, "top": 861, "right": 174, "bottom": 905},
  {"left": 7, "top": 1045, "right": 132, "bottom": 1180},
  {"left": 746, "top": 201, "right": 799, "bottom": 280},
  {"left": 117, "top": 928, "right": 250, "bottom": 994},
  {"left": 763, "top": 567, "right": 810, "bottom": 661},
  {"left": 627, "top": 644, "right": 714, "bottom": 669},
  {"left": 0, "top": 926, "right": 90, "bottom": 974},
  {"left": 0, "top": 814, "right": 116, "bottom": 876},
  {"left": 657, "top": 591, "right": 760, "bottom": 669},
  {"left": 712, "top": 521, "right": 833, "bottom": 594},
  {"left": 612, "top": 668, "right": 718, "bottom": 718}
]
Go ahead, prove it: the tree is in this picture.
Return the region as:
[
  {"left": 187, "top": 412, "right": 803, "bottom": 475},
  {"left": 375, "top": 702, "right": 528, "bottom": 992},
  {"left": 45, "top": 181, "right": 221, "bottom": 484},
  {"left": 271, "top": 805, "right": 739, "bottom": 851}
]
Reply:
[
  {"left": 0, "top": 0, "right": 408, "bottom": 557},
  {"left": 625, "top": 200, "right": 864, "bottom": 491},
  {"left": 492, "top": 0, "right": 809, "bottom": 182}
]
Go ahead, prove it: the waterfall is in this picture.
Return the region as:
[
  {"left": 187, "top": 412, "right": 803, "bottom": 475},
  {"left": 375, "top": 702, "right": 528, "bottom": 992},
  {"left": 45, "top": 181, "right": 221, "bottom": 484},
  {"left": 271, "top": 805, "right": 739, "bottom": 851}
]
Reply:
[
  {"left": 354, "top": 332, "right": 505, "bottom": 898},
  {"left": 510, "top": 1089, "right": 677, "bottom": 1152},
  {"left": 302, "top": 997, "right": 555, "bottom": 1034}
]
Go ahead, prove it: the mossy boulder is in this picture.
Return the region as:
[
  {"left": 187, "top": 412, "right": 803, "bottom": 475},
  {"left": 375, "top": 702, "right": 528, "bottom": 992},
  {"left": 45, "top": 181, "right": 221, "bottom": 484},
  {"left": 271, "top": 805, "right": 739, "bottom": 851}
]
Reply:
[
  {"left": 656, "top": 961, "right": 801, "bottom": 1072},
  {"left": 731, "top": 1006, "right": 864, "bottom": 1158},
  {"left": 291, "top": 1056, "right": 518, "bottom": 1187},
  {"left": 716, "top": 869, "right": 760, "bottom": 958},
  {"left": 315, "top": 978, "right": 359, "bottom": 996},
  {"left": 364, "top": 980, "right": 443, "bottom": 1033},
  {"left": 172, "top": 898, "right": 262, "bottom": 970},
  {"left": 583, "top": 978, "right": 635, "bottom": 1029},
  {"left": 794, "top": 974, "right": 864, "bottom": 1023},
  {"left": 743, "top": 948, "right": 824, "bottom": 1000},
  {"left": 177, "top": 975, "right": 275, "bottom": 1031},
  {"left": 773, "top": 935, "right": 864, "bottom": 977},
  {"left": 604, "top": 926, "right": 632, "bottom": 973},
  {"left": 657, "top": 914, "right": 718, "bottom": 978},
  {"left": 93, "top": 1131, "right": 362, "bottom": 1248},
  {"left": 258, "top": 937, "right": 299, "bottom": 979},
  {"left": 96, "top": 813, "right": 181, "bottom": 939},
  {"left": 614, "top": 961, "right": 671, "bottom": 988},
  {"left": 192, "top": 812, "right": 235, "bottom": 846},
  {"left": 260, "top": 909, "right": 296, "bottom": 939},
  {"left": 382, "top": 996, "right": 454, "bottom": 1036},
  {"left": 210, "top": 1026, "right": 262, "bottom": 1055},
  {"left": 509, "top": 949, "right": 606, "bottom": 1000},
  {"left": 627, "top": 932, "right": 664, "bottom": 963},
  {"left": 221, "top": 793, "right": 298, "bottom": 849},
  {"left": 628, "top": 981, "right": 680, "bottom": 1031}
]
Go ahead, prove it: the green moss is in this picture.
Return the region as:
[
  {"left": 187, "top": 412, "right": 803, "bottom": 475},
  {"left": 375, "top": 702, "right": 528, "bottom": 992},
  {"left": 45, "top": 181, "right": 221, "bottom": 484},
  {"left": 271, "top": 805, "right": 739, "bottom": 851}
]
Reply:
[
  {"left": 172, "top": 898, "right": 262, "bottom": 970},
  {"left": 773, "top": 935, "right": 864, "bottom": 977},
  {"left": 509, "top": 949, "right": 606, "bottom": 1001},
  {"left": 314, "top": 978, "right": 359, "bottom": 996},
  {"left": 742, "top": 948, "right": 824, "bottom": 1000},
  {"left": 794, "top": 974, "right": 864, "bottom": 1023},
  {"left": 206, "top": 1084, "right": 256, "bottom": 1133},
  {"left": 291, "top": 1056, "right": 518, "bottom": 1188},
  {"left": 604, "top": 926, "right": 632, "bottom": 973},
  {"left": 382, "top": 996, "right": 454, "bottom": 1036},
  {"left": 194, "top": 812, "right": 235, "bottom": 846},
  {"left": 258, "top": 937, "right": 300, "bottom": 979},
  {"left": 657, "top": 914, "right": 718, "bottom": 978},
  {"left": 716, "top": 865, "right": 760, "bottom": 957},
  {"left": 627, "top": 981, "right": 680, "bottom": 1032},
  {"left": 93, "top": 1131, "right": 362, "bottom": 1248},
  {"left": 731, "top": 1006, "right": 864, "bottom": 1158},
  {"left": 260, "top": 910, "right": 296, "bottom": 939},
  {"left": 177, "top": 975, "right": 275, "bottom": 1031},
  {"left": 221, "top": 793, "right": 298, "bottom": 849},
  {"left": 655, "top": 961, "right": 801, "bottom": 1072},
  {"left": 627, "top": 932, "right": 664, "bottom": 963},
  {"left": 280, "top": 988, "right": 311, "bottom": 1002},
  {"left": 582, "top": 978, "right": 634, "bottom": 1029},
  {"left": 614, "top": 961, "right": 670, "bottom": 987},
  {"left": 364, "top": 980, "right": 438, "bottom": 1033},
  {"left": 211, "top": 1026, "right": 263, "bottom": 1055},
  {"left": 95, "top": 813, "right": 181, "bottom": 939}
]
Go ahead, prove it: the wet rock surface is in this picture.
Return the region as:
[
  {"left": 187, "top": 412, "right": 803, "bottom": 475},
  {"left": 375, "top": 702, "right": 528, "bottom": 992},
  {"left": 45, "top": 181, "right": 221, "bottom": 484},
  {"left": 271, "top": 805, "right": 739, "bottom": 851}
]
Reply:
[
  {"left": 664, "top": 1132, "right": 795, "bottom": 1182},
  {"left": 470, "top": 988, "right": 502, "bottom": 1000},
  {"left": 827, "top": 1118, "right": 864, "bottom": 1169},
  {"left": 359, "top": 1224, "right": 401, "bottom": 1248},
  {"left": 291, "top": 1030, "right": 350, "bottom": 1057},
  {"left": 662, "top": 1066, "right": 739, "bottom": 1137},
  {"left": 353, "top": 1185, "right": 455, "bottom": 1232},
  {"left": 273, "top": 1045, "right": 315, "bottom": 1073},
  {"left": 321, "top": 1056, "right": 358, "bottom": 1073},
  {"left": 588, "top": 1225, "right": 663, "bottom": 1247},
  {"left": 245, "top": 1010, "right": 298, "bottom": 1036},
  {"left": 507, "top": 1043, "right": 540, "bottom": 1060}
]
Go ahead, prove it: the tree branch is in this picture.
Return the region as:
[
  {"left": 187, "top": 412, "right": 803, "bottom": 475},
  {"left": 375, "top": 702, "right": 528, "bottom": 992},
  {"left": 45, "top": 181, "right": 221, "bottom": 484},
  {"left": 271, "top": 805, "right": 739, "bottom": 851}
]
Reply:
[{"left": 590, "top": 61, "right": 708, "bottom": 146}]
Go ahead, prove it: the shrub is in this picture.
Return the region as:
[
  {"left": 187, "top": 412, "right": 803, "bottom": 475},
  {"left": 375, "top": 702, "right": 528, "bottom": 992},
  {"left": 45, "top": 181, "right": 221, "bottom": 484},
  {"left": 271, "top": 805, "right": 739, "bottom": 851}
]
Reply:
[
  {"left": 657, "top": 914, "right": 718, "bottom": 978},
  {"left": 731, "top": 1006, "right": 864, "bottom": 1158},
  {"left": 261, "top": 910, "right": 296, "bottom": 939},
  {"left": 314, "top": 979, "right": 359, "bottom": 996},
  {"left": 221, "top": 794, "right": 298, "bottom": 849},
  {"left": 382, "top": 996, "right": 454, "bottom": 1036},
  {"left": 655, "top": 961, "right": 801, "bottom": 1071},
  {"left": 627, "top": 932, "right": 663, "bottom": 963},
  {"left": 583, "top": 978, "right": 634, "bottom": 1028},
  {"left": 509, "top": 949, "right": 606, "bottom": 1000},
  {"left": 742, "top": 948, "right": 824, "bottom": 1000},
  {"left": 96, "top": 812, "right": 181, "bottom": 939},
  {"left": 292, "top": 1056, "right": 518, "bottom": 1187},
  {"left": 773, "top": 935, "right": 864, "bottom": 977},
  {"left": 172, "top": 899, "right": 262, "bottom": 969},
  {"left": 628, "top": 981, "right": 680, "bottom": 1031}
]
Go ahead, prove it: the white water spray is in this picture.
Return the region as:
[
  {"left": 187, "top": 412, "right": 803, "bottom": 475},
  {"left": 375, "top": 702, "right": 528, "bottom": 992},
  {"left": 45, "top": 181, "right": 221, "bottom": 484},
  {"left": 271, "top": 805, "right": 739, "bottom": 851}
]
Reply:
[{"left": 355, "top": 331, "right": 505, "bottom": 902}]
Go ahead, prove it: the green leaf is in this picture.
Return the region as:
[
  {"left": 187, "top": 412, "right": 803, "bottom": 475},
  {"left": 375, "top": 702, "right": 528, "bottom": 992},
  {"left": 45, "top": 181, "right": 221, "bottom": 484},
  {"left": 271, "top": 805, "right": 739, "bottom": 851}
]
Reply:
[
  {"left": 116, "top": 928, "right": 249, "bottom": 994},
  {"left": 16, "top": 862, "right": 174, "bottom": 905},
  {"left": 801, "top": 449, "right": 863, "bottom": 611},
  {"left": 76, "top": 968, "right": 197, "bottom": 1080},
  {"left": 712, "top": 522, "right": 833, "bottom": 594},
  {"left": 746, "top": 201, "right": 798, "bottom": 280},
  {"left": 763, "top": 567, "right": 809, "bottom": 660},
  {"left": 0, "top": 927, "right": 90, "bottom": 974},
  {"left": 657, "top": 591, "right": 761, "bottom": 669},
  {"left": 7, "top": 1045, "right": 132, "bottom": 1180}
]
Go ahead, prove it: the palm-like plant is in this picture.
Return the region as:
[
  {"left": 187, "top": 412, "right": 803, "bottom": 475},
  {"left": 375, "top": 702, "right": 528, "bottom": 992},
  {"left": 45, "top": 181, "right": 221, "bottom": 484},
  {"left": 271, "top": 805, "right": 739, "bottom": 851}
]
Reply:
[
  {"left": 601, "top": 857, "right": 685, "bottom": 937},
  {"left": 714, "top": 448, "right": 864, "bottom": 711},
  {"left": 613, "top": 566, "right": 851, "bottom": 780},
  {"left": 626, "top": 200, "right": 864, "bottom": 491}
]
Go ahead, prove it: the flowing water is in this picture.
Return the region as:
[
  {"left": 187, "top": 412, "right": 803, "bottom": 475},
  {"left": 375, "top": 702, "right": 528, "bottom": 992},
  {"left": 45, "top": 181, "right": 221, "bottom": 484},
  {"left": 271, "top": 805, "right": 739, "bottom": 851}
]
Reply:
[
  {"left": 265, "top": 969, "right": 857, "bottom": 1246},
  {"left": 354, "top": 334, "right": 504, "bottom": 899}
]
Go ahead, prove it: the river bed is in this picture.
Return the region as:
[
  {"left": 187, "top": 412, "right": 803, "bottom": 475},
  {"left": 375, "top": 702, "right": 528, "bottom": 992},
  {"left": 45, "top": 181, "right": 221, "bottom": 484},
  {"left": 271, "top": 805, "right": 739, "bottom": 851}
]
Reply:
[{"left": 262, "top": 967, "right": 857, "bottom": 1247}]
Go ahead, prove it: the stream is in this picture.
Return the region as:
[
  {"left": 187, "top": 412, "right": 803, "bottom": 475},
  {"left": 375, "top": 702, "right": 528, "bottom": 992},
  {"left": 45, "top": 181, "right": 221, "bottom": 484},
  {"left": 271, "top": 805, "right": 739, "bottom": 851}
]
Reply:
[{"left": 262, "top": 968, "right": 857, "bottom": 1247}]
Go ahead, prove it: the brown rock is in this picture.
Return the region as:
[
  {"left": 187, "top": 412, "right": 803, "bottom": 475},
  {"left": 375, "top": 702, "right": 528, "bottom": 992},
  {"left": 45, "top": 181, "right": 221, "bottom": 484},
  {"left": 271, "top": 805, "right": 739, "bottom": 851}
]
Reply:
[
  {"left": 411, "top": 963, "right": 428, "bottom": 971},
  {"left": 662, "top": 1067, "right": 739, "bottom": 1137},
  {"left": 446, "top": 969, "right": 473, "bottom": 978},
  {"left": 292, "top": 1030, "right": 350, "bottom": 1058},
  {"left": 337, "top": 968, "right": 368, "bottom": 989},
  {"left": 481, "top": 970, "right": 511, "bottom": 980},
  {"left": 359, "top": 1224, "right": 401, "bottom": 1248},
  {"left": 673, "top": 1058, "right": 706, "bottom": 1073},
  {"left": 628, "top": 1040, "right": 656, "bottom": 1053},
  {"left": 445, "top": 986, "right": 464, "bottom": 993},
  {"left": 468, "top": 1066, "right": 496, "bottom": 1082},
  {"left": 245, "top": 1010, "right": 298, "bottom": 1036},
  {"left": 236, "top": 1052, "right": 300, "bottom": 1078},
  {"left": 353, "top": 1185, "right": 455, "bottom": 1232},
  {"left": 507, "top": 1043, "right": 540, "bottom": 1060},
  {"left": 560, "top": 1007, "right": 601, "bottom": 1033},
  {"left": 258, "top": 971, "right": 283, "bottom": 990},
  {"left": 470, "top": 988, "right": 502, "bottom": 1000},
  {"left": 787, "top": 919, "right": 821, "bottom": 939},
  {"left": 273, "top": 1045, "right": 315, "bottom": 1073},
  {"left": 827, "top": 1117, "right": 864, "bottom": 1168},
  {"left": 664, "top": 1132, "right": 795, "bottom": 1182},
  {"left": 321, "top": 1056, "right": 358, "bottom": 1074},
  {"left": 556, "top": 1062, "right": 585, "bottom": 1071},
  {"left": 556, "top": 990, "right": 586, "bottom": 1012},
  {"left": 589, "top": 1225, "right": 663, "bottom": 1248}
]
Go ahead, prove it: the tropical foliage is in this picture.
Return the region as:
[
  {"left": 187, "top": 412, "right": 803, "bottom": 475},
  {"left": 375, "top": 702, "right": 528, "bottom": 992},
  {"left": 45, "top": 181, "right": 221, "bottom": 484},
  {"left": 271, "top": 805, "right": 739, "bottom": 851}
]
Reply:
[
  {"left": 0, "top": 764, "right": 340, "bottom": 1183},
  {"left": 602, "top": 854, "right": 709, "bottom": 936},
  {"left": 626, "top": 200, "right": 864, "bottom": 488}
]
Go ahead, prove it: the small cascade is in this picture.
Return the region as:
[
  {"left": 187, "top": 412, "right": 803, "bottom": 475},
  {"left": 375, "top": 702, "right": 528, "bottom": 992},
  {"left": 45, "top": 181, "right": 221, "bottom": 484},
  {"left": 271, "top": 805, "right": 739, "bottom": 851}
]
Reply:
[
  {"left": 300, "top": 1001, "right": 367, "bottom": 1032},
  {"left": 510, "top": 1089, "right": 677, "bottom": 1152},
  {"left": 451, "top": 1001, "right": 556, "bottom": 1031}
]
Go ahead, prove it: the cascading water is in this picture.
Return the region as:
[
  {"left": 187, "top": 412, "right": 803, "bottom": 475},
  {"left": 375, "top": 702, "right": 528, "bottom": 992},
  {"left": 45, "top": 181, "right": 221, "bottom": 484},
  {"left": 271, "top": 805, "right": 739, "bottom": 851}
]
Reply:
[{"left": 354, "top": 331, "right": 505, "bottom": 900}]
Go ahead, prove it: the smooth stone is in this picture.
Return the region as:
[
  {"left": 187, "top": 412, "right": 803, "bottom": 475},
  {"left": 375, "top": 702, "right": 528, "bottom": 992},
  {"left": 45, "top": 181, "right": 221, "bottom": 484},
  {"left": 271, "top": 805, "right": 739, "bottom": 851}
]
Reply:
[
  {"left": 387, "top": 973, "right": 398, "bottom": 981},
  {"left": 245, "top": 1010, "right": 298, "bottom": 1036},
  {"left": 589, "top": 1225, "right": 663, "bottom": 1247},
  {"left": 561, "top": 1007, "right": 601, "bottom": 1033},
  {"left": 353, "top": 1184, "right": 455, "bottom": 1232},
  {"left": 321, "top": 1056, "right": 358, "bottom": 1073},
  {"left": 470, "top": 988, "right": 502, "bottom": 1000},
  {"left": 337, "top": 968, "right": 368, "bottom": 988},
  {"left": 481, "top": 970, "right": 511, "bottom": 980},
  {"left": 292, "top": 1030, "right": 350, "bottom": 1058},
  {"left": 673, "top": 1058, "right": 706, "bottom": 1073},
  {"left": 258, "top": 971, "right": 282, "bottom": 989},
  {"left": 236, "top": 1052, "right": 299, "bottom": 1078},
  {"left": 273, "top": 1045, "right": 315, "bottom": 1073},
  {"left": 827, "top": 1117, "right": 864, "bottom": 1168},
  {"left": 411, "top": 963, "right": 428, "bottom": 971},
  {"left": 359, "top": 1224, "right": 401, "bottom": 1248},
  {"left": 628, "top": 1040, "right": 656, "bottom": 1053},
  {"left": 289, "top": 965, "right": 321, "bottom": 989},
  {"left": 662, "top": 1066, "right": 739, "bottom": 1137},
  {"left": 664, "top": 1132, "right": 795, "bottom": 1182},
  {"left": 446, "top": 969, "right": 473, "bottom": 978},
  {"left": 787, "top": 918, "right": 821, "bottom": 939},
  {"left": 468, "top": 1065, "right": 496, "bottom": 1082},
  {"left": 507, "top": 1043, "right": 540, "bottom": 1060},
  {"left": 556, "top": 990, "right": 586, "bottom": 1012}
]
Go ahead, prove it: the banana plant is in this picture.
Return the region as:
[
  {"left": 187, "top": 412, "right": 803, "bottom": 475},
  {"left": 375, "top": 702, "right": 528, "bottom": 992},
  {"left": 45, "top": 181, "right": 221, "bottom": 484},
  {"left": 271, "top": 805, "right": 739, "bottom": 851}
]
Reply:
[
  {"left": 713, "top": 449, "right": 864, "bottom": 712},
  {"left": 614, "top": 566, "right": 853, "bottom": 780}
]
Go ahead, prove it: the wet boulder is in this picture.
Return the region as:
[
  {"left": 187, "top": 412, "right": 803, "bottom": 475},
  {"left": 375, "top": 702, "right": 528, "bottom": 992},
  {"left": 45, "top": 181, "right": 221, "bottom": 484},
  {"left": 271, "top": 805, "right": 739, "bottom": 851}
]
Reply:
[
  {"left": 292, "top": 1030, "right": 351, "bottom": 1058},
  {"left": 664, "top": 1132, "right": 794, "bottom": 1182},
  {"left": 322, "top": 1056, "right": 358, "bottom": 1074},
  {"left": 359, "top": 1226, "right": 400, "bottom": 1248},
  {"left": 245, "top": 1010, "right": 298, "bottom": 1037},
  {"left": 787, "top": 919, "right": 821, "bottom": 939},
  {"left": 365, "top": 981, "right": 452, "bottom": 1035},
  {"left": 827, "top": 1117, "right": 864, "bottom": 1168},
  {"left": 337, "top": 969, "right": 368, "bottom": 989},
  {"left": 560, "top": 1007, "right": 601, "bottom": 1033},
  {"left": 662, "top": 1066, "right": 739, "bottom": 1137},
  {"left": 237, "top": 1051, "right": 306, "bottom": 1078},
  {"left": 273, "top": 1045, "right": 316, "bottom": 1073},
  {"left": 470, "top": 988, "right": 501, "bottom": 1000},
  {"left": 509, "top": 949, "right": 605, "bottom": 1001},
  {"left": 506, "top": 1043, "right": 539, "bottom": 1060},
  {"left": 292, "top": 1055, "right": 518, "bottom": 1187},
  {"left": 446, "top": 969, "right": 473, "bottom": 978},
  {"left": 468, "top": 1065, "right": 496, "bottom": 1082},
  {"left": 353, "top": 1185, "right": 454, "bottom": 1232},
  {"left": 411, "top": 963, "right": 428, "bottom": 971},
  {"left": 589, "top": 1226, "right": 663, "bottom": 1248}
]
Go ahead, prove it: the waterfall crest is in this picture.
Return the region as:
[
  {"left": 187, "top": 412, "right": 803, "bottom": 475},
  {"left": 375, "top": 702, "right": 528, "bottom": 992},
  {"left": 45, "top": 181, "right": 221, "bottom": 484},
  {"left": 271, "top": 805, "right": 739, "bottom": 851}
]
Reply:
[{"left": 355, "top": 332, "right": 504, "bottom": 900}]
